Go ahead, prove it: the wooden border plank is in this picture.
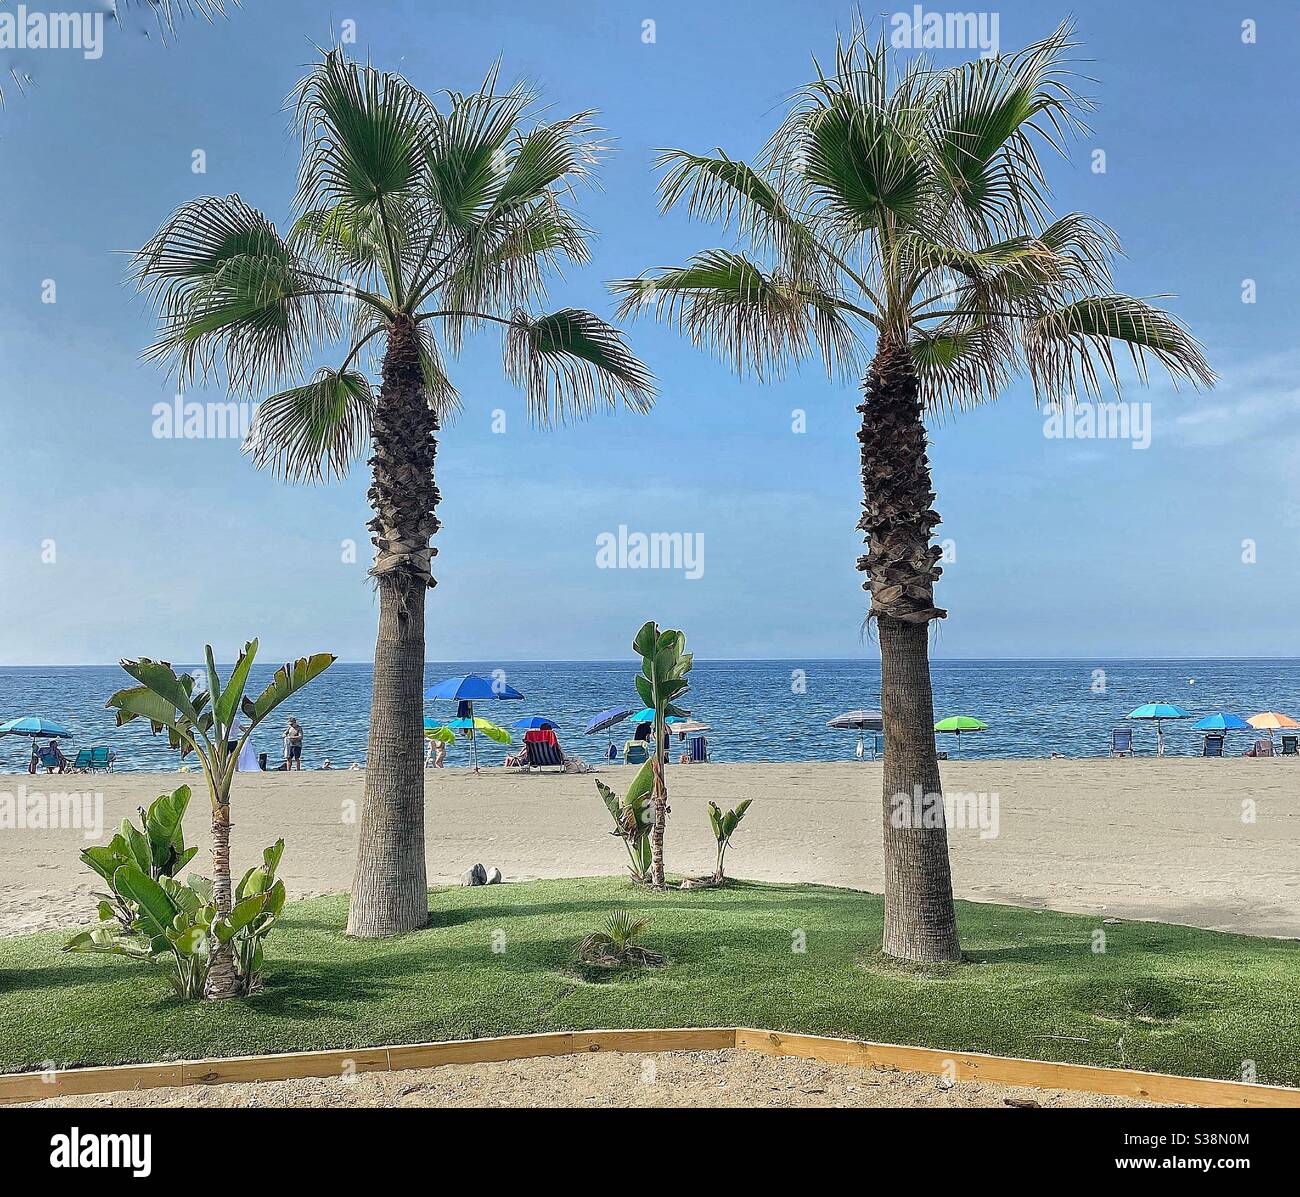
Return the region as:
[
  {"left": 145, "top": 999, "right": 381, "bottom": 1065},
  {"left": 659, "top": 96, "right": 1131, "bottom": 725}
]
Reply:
[
  {"left": 181, "top": 1046, "right": 391, "bottom": 1089},
  {"left": 0, "top": 1061, "right": 183, "bottom": 1105},
  {"left": 3, "top": 1028, "right": 1298, "bottom": 1107},
  {"left": 385, "top": 1027, "right": 734, "bottom": 1071},
  {"left": 734, "top": 1028, "right": 1300, "bottom": 1108}
]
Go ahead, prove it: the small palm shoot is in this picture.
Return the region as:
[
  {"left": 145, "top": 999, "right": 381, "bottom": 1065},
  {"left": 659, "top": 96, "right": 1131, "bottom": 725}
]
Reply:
[
  {"left": 575, "top": 910, "right": 664, "bottom": 970},
  {"left": 708, "top": 799, "right": 753, "bottom": 883}
]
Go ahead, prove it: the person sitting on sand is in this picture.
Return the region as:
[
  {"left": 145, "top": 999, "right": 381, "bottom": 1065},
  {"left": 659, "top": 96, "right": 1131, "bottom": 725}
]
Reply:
[
  {"left": 320, "top": 758, "right": 333, "bottom": 770},
  {"left": 283, "top": 717, "right": 304, "bottom": 770}
]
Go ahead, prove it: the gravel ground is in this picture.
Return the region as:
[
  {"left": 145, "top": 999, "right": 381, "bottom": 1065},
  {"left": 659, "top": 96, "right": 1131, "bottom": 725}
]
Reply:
[{"left": 20, "top": 1049, "right": 1160, "bottom": 1108}]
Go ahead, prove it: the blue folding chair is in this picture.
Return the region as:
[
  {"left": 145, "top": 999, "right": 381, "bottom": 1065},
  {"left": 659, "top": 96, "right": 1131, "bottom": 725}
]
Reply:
[{"left": 1110, "top": 727, "right": 1134, "bottom": 757}]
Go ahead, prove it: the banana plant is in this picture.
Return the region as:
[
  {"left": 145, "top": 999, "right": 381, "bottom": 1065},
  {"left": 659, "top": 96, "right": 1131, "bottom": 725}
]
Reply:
[
  {"left": 105, "top": 640, "right": 333, "bottom": 999},
  {"left": 707, "top": 799, "right": 753, "bottom": 883},
  {"left": 632, "top": 620, "right": 692, "bottom": 888},
  {"left": 66, "top": 832, "right": 286, "bottom": 1000},
  {"left": 79, "top": 785, "right": 199, "bottom": 931},
  {"left": 595, "top": 769, "right": 654, "bottom": 881}
]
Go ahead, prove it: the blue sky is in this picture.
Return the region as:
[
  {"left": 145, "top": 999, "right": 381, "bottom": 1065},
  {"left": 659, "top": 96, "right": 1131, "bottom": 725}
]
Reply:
[{"left": 0, "top": 0, "right": 1296, "bottom": 664}]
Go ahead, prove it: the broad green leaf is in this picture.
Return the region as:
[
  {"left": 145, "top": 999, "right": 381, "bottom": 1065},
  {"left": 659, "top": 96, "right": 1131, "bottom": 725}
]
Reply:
[
  {"left": 216, "top": 639, "right": 259, "bottom": 731},
  {"left": 113, "top": 864, "right": 178, "bottom": 941},
  {"left": 240, "top": 653, "right": 336, "bottom": 727},
  {"left": 633, "top": 621, "right": 658, "bottom": 657},
  {"left": 216, "top": 893, "right": 266, "bottom": 943}
]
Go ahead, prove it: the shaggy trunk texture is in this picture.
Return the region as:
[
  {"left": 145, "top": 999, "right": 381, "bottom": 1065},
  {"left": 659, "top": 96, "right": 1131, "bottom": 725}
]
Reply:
[
  {"left": 347, "top": 317, "right": 441, "bottom": 938},
  {"left": 204, "top": 804, "right": 241, "bottom": 999},
  {"left": 857, "top": 336, "right": 961, "bottom": 963}
]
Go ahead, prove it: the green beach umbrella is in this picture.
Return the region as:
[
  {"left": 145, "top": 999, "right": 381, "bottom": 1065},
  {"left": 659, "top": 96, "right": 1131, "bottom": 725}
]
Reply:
[{"left": 934, "top": 716, "right": 988, "bottom": 734}]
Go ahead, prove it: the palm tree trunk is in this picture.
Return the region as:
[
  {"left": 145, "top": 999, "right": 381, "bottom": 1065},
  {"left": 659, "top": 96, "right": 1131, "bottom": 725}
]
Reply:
[
  {"left": 347, "top": 317, "right": 441, "bottom": 938},
  {"left": 204, "top": 803, "right": 242, "bottom": 999},
  {"left": 858, "top": 336, "right": 961, "bottom": 963},
  {"left": 649, "top": 717, "right": 668, "bottom": 887}
]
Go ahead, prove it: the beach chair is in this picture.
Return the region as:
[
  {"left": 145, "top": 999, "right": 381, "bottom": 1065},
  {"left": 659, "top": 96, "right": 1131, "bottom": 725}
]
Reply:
[
  {"left": 1281, "top": 736, "right": 1298, "bottom": 757},
  {"left": 527, "top": 739, "right": 566, "bottom": 770},
  {"left": 1109, "top": 727, "right": 1134, "bottom": 757},
  {"left": 35, "top": 744, "right": 67, "bottom": 772},
  {"left": 66, "top": 748, "right": 93, "bottom": 772},
  {"left": 684, "top": 736, "right": 710, "bottom": 763},
  {"left": 1252, "top": 738, "right": 1275, "bottom": 758},
  {"left": 1202, "top": 733, "right": 1225, "bottom": 758},
  {"left": 623, "top": 740, "right": 649, "bottom": 765},
  {"left": 89, "top": 745, "right": 116, "bottom": 772}
]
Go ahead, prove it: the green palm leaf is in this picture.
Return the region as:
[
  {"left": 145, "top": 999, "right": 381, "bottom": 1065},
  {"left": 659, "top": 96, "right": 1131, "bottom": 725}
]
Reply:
[
  {"left": 505, "top": 308, "right": 654, "bottom": 423},
  {"left": 247, "top": 368, "right": 375, "bottom": 482}
]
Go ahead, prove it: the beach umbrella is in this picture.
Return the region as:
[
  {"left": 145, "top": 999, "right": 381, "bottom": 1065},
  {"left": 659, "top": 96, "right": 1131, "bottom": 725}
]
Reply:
[
  {"left": 586, "top": 706, "right": 634, "bottom": 735},
  {"left": 1191, "top": 713, "right": 1252, "bottom": 732},
  {"left": 1247, "top": 712, "right": 1299, "bottom": 733},
  {"left": 0, "top": 716, "right": 72, "bottom": 738},
  {"left": 424, "top": 675, "right": 523, "bottom": 771},
  {"left": 934, "top": 716, "right": 988, "bottom": 735},
  {"left": 934, "top": 716, "right": 987, "bottom": 758},
  {"left": 1127, "top": 703, "right": 1192, "bottom": 756},
  {"left": 424, "top": 717, "right": 511, "bottom": 770},
  {"left": 585, "top": 706, "right": 635, "bottom": 759},
  {"left": 629, "top": 708, "right": 685, "bottom": 724},
  {"left": 828, "top": 709, "right": 883, "bottom": 731},
  {"left": 668, "top": 719, "right": 711, "bottom": 737},
  {"left": 828, "top": 709, "right": 883, "bottom": 760},
  {"left": 424, "top": 674, "right": 524, "bottom": 702},
  {"left": 512, "top": 716, "right": 557, "bottom": 730}
]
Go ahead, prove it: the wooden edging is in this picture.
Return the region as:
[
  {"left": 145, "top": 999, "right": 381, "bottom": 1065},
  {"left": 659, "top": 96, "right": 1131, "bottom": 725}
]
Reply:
[{"left": 2, "top": 1027, "right": 1297, "bottom": 1107}]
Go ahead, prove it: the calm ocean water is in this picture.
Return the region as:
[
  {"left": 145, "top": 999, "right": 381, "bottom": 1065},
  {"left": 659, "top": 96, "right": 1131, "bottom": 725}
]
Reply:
[{"left": 2, "top": 658, "right": 1298, "bottom": 772}]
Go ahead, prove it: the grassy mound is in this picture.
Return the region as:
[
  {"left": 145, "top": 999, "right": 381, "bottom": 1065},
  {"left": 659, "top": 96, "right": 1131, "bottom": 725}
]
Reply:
[{"left": 1, "top": 877, "right": 1296, "bottom": 1084}]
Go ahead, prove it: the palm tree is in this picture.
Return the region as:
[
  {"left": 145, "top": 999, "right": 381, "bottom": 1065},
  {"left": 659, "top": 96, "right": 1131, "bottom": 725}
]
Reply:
[
  {"left": 613, "top": 22, "right": 1211, "bottom": 961},
  {"left": 132, "top": 50, "right": 653, "bottom": 938}
]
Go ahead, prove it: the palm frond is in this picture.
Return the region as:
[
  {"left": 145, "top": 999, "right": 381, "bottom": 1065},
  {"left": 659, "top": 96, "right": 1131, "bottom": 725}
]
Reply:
[
  {"left": 911, "top": 319, "right": 1016, "bottom": 412},
  {"left": 613, "top": 250, "right": 861, "bottom": 380},
  {"left": 245, "top": 368, "right": 374, "bottom": 481},
  {"left": 1024, "top": 294, "right": 1215, "bottom": 400},
  {"left": 425, "top": 64, "right": 535, "bottom": 231},
  {"left": 293, "top": 50, "right": 429, "bottom": 216},
  {"left": 130, "top": 195, "right": 341, "bottom": 392},
  {"left": 505, "top": 308, "right": 655, "bottom": 424}
]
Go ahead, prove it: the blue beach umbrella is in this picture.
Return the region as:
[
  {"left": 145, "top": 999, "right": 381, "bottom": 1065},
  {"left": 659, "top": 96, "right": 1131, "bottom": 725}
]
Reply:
[
  {"left": 585, "top": 706, "right": 634, "bottom": 735},
  {"left": 1127, "top": 703, "right": 1192, "bottom": 756},
  {"left": 629, "top": 708, "right": 685, "bottom": 725},
  {"left": 424, "top": 674, "right": 524, "bottom": 702},
  {"left": 425, "top": 674, "right": 524, "bottom": 771},
  {"left": 585, "top": 706, "right": 634, "bottom": 759},
  {"left": 0, "top": 716, "right": 72, "bottom": 738},
  {"left": 1191, "top": 713, "right": 1251, "bottom": 732},
  {"left": 512, "top": 716, "right": 557, "bottom": 730}
]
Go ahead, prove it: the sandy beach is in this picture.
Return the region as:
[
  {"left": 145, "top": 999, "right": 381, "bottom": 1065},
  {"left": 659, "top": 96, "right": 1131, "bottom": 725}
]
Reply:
[{"left": 2, "top": 759, "right": 1296, "bottom": 940}]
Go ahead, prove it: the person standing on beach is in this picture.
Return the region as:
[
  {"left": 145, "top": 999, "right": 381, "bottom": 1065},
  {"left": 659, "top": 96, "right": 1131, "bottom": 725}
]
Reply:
[{"left": 283, "top": 717, "right": 304, "bottom": 771}]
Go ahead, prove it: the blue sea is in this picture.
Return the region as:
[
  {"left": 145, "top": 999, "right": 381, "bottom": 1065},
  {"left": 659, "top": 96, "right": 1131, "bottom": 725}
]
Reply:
[{"left": 2, "top": 658, "right": 1298, "bottom": 772}]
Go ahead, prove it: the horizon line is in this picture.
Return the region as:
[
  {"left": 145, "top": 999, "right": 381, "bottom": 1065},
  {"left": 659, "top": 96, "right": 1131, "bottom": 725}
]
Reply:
[{"left": 4, "top": 654, "right": 1300, "bottom": 668}]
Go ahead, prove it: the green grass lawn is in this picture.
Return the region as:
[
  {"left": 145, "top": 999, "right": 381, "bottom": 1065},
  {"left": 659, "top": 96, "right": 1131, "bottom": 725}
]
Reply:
[{"left": 1, "top": 877, "right": 1297, "bottom": 1085}]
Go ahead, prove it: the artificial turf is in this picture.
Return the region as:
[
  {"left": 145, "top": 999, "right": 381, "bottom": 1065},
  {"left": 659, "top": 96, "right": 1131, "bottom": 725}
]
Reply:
[{"left": 0, "top": 877, "right": 1296, "bottom": 1085}]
